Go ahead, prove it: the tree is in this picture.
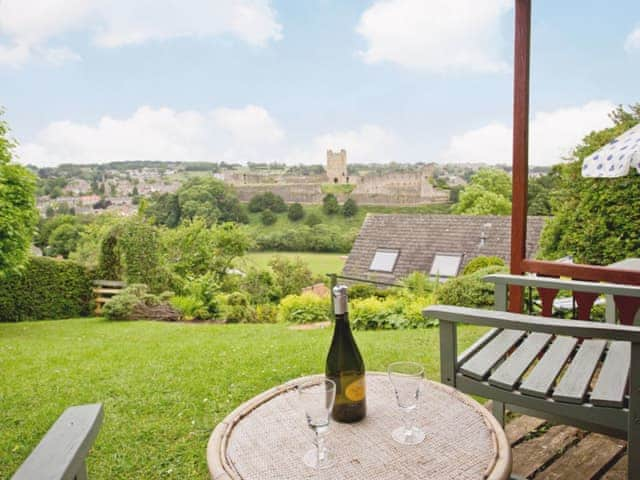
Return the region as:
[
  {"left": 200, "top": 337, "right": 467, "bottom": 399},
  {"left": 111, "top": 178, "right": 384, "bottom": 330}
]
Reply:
[
  {"left": 248, "top": 192, "right": 287, "bottom": 213},
  {"left": 0, "top": 110, "right": 38, "bottom": 276},
  {"left": 145, "top": 193, "right": 181, "bottom": 228},
  {"left": 36, "top": 214, "right": 78, "bottom": 249},
  {"left": 322, "top": 193, "right": 340, "bottom": 215},
  {"left": 287, "top": 203, "right": 305, "bottom": 221},
  {"left": 131, "top": 185, "right": 139, "bottom": 197},
  {"left": 453, "top": 168, "right": 512, "bottom": 215},
  {"left": 260, "top": 209, "right": 277, "bottom": 225},
  {"left": 539, "top": 104, "right": 640, "bottom": 265},
  {"left": 48, "top": 223, "right": 83, "bottom": 258},
  {"left": 176, "top": 177, "right": 247, "bottom": 225},
  {"left": 268, "top": 256, "right": 313, "bottom": 297},
  {"left": 342, "top": 197, "right": 358, "bottom": 217},
  {"left": 453, "top": 186, "right": 511, "bottom": 215},
  {"left": 162, "top": 218, "right": 252, "bottom": 281}
]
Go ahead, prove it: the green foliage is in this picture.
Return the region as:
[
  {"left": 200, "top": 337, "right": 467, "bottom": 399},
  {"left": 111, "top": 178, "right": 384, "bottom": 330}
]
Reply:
[
  {"left": 322, "top": 193, "right": 340, "bottom": 215},
  {"left": 453, "top": 168, "right": 512, "bottom": 215},
  {"left": 118, "top": 217, "right": 165, "bottom": 291},
  {"left": 527, "top": 171, "right": 560, "bottom": 216},
  {"left": 248, "top": 192, "right": 287, "bottom": 213},
  {"left": 255, "top": 303, "right": 279, "bottom": 323},
  {"left": 342, "top": 197, "right": 358, "bottom": 217},
  {"left": 69, "top": 214, "right": 119, "bottom": 270},
  {"left": 401, "top": 271, "right": 436, "bottom": 296},
  {"left": 453, "top": 186, "right": 511, "bottom": 215},
  {"left": 146, "top": 177, "right": 246, "bottom": 227},
  {"left": 0, "top": 257, "right": 92, "bottom": 322},
  {"left": 287, "top": 202, "right": 305, "bottom": 221},
  {"left": 462, "top": 256, "right": 505, "bottom": 275},
  {"left": 0, "top": 110, "right": 38, "bottom": 276},
  {"left": 169, "top": 295, "right": 208, "bottom": 321},
  {"left": 277, "top": 293, "right": 331, "bottom": 324},
  {"left": 219, "top": 292, "right": 256, "bottom": 323},
  {"left": 255, "top": 224, "right": 357, "bottom": 253},
  {"left": 162, "top": 218, "right": 252, "bottom": 281},
  {"left": 36, "top": 214, "right": 78, "bottom": 249},
  {"left": 539, "top": 104, "right": 640, "bottom": 264},
  {"left": 349, "top": 293, "right": 436, "bottom": 330},
  {"left": 321, "top": 183, "right": 355, "bottom": 194},
  {"left": 269, "top": 256, "right": 313, "bottom": 297},
  {"left": 304, "top": 212, "right": 322, "bottom": 226},
  {"left": 435, "top": 265, "right": 506, "bottom": 308},
  {"left": 260, "top": 209, "right": 277, "bottom": 225},
  {"left": 348, "top": 283, "right": 389, "bottom": 300},
  {"left": 98, "top": 228, "right": 121, "bottom": 280},
  {"left": 48, "top": 223, "right": 83, "bottom": 258},
  {"left": 241, "top": 268, "right": 278, "bottom": 304},
  {"left": 102, "top": 292, "right": 139, "bottom": 321}
]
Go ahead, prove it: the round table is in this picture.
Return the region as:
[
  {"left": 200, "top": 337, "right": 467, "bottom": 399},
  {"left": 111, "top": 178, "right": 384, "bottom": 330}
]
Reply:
[{"left": 207, "top": 373, "right": 511, "bottom": 480}]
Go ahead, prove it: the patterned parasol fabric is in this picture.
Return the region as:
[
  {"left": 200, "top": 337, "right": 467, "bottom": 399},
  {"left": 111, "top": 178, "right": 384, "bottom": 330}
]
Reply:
[{"left": 581, "top": 123, "right": 640, "bottom": 177}]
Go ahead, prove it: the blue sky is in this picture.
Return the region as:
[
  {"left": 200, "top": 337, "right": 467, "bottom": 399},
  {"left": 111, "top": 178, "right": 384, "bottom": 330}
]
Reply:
[{"left": 1, "top": 0, "right": 639, "bottom": 167}]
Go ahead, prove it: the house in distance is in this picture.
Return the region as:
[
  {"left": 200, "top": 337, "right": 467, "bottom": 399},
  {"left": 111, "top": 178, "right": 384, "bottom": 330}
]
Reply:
[{"left": 343, "top": 214, "right": 547, "bottom": 283}]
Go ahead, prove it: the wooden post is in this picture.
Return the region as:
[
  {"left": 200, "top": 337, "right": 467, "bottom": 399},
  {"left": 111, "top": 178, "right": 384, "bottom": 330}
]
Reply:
[{"left": 509, "top": 0, "right": 532, "bottom": 313}]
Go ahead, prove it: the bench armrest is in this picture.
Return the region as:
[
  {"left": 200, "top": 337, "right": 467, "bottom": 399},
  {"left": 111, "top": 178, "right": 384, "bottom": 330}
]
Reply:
[
  {"left": 424, "top": 305, "right": 640, "bottom": 343},
  {"left": 12, "top": 403, "right": 104, "bottom": 480}
]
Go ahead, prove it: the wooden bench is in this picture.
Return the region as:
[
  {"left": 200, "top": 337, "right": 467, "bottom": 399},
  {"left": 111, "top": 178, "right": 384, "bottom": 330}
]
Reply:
[
  {"left": 425, "top": 275, "right": 640, "bottom": 480},
  {"left": 93, "top": 280, "right": 126, "bottom": 314},
  {"left": 12, "top": 404, "right": 104, "bottom": 480}
]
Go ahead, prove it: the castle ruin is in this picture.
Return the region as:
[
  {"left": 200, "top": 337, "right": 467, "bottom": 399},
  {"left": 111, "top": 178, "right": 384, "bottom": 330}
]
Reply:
[
  {"left": 225, "top": 149, "right": 449, "bottom": 206},
  {"left": 326, "top": 149, "right": 349, "bottom": 184}
]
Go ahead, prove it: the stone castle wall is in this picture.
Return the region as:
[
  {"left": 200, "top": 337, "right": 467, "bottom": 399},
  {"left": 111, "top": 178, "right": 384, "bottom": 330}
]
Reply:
[{"left": 326, "top": 149, "right": 349, "bottom": 184}]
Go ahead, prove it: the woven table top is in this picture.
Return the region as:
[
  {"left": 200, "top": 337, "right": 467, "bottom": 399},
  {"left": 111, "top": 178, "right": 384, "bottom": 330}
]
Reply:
[{"left": 207, "top": 373, "right": 511, "bottom": 480}]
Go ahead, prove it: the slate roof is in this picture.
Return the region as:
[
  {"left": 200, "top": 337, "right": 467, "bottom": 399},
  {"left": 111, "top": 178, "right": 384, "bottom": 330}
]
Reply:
[{"left": 343, "top": 214, "right": 547, "bottom": 282}]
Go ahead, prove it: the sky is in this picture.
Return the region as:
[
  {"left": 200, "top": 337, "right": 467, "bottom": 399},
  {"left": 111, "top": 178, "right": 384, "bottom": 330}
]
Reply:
[{"left": 1, "top": 0, "right": 639, "bottom": 167}]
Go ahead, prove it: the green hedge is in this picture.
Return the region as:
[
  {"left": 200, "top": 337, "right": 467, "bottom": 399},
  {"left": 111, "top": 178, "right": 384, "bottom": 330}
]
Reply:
[{"left": 0, "top": 256, "right": 92, "bottom": 322}]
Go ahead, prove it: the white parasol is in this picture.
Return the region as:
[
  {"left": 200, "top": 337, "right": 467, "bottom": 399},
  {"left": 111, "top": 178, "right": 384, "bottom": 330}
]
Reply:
[{"left": 581, "top": 123, "right": 640, "bottom": 177}]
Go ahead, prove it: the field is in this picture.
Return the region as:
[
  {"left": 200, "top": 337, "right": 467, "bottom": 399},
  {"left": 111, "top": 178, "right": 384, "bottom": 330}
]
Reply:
[
  {"left": 241, "top": 251, "right": 345, "bottom": 276},
  {"left": 0, "top": 318, "right": 485, "bottom": 479}
]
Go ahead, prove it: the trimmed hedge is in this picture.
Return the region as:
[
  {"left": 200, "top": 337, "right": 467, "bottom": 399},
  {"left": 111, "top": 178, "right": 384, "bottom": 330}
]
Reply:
[{"left": 0, "top": 256, "right": 92, "bottom": 322}]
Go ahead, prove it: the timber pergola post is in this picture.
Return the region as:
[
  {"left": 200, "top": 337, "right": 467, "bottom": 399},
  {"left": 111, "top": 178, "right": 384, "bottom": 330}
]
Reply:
[
  {"left": 508, "top": 0, "right": 640, "bottom": 312},
  {"left": 509, "top": 0, "right": 531, "bottom": 313}
]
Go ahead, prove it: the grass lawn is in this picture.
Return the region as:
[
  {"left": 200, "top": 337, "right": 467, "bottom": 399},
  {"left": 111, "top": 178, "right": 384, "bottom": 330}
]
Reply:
[
  {"left": 241, "top": 251, "right": 345, "bottom": 276},
  {"left": 0, "top": 318, "right": 486, "bottom": 479}
]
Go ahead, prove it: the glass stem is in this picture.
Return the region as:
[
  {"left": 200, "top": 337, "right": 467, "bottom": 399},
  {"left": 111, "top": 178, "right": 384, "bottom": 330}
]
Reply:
[
  {"left": 315, "top": 429, "right": 326, "bottom": 465},
  {"left": 403, "top": 407, "right": 416, "bottom": 436}
]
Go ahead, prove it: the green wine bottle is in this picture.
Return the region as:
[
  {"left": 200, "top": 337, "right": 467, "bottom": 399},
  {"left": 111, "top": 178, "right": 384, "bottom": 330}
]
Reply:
[{"left": 326, "top": 285, "right": 366, "bottom": 423}]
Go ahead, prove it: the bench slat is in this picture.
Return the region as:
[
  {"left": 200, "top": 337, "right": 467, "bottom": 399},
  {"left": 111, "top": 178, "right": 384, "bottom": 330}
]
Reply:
[
  {"left": 92, "top": 280, "right": 126, "bottom": 287},
  {"left": 92, "top": 288, "right": 123, "bottom": 295},
  {"left": 519, "top": 336, "right": 577, "bottom": 398},
  {"left": 12, "top": 403, "right": 103, "bottom": 480},
  {"left": 591, "top": 341, "right": 630, "bottom": 408},
  {"left": 553, "top": 339, "right": 607, "bottom": 404},
  {"left": 488, "top": 332, "right": 552, "bottom": 390},
  {"left": 459, "top": 329, "right": 526, "bottom": 380}
]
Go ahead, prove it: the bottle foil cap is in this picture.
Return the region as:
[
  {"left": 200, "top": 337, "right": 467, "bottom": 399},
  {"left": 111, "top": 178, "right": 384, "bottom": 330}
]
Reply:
[{"left": 333, "top": 285, "right": 348, "bottom": 314}]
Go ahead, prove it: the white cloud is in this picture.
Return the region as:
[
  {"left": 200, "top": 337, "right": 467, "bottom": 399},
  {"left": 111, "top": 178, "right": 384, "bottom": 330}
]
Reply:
[
  {"left": 0, "top": 0, "right": 282, "bottom": 67},
  {"left": 441, "top": 100, "right": 616, "bottom": 166},
  {"left": 16, "top": 105, "right": 286, "bottom": 167},
  {"left": 625, "top": 26, "right": 640, "bottom": 52},
  {"left": 356, "top": 0, "right": 512, "bottom": 73}
]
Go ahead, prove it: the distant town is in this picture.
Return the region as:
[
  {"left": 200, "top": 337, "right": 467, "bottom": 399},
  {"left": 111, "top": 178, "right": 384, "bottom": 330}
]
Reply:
[{"left": 32, "top": 152, "right": 550, "bottom": 218}]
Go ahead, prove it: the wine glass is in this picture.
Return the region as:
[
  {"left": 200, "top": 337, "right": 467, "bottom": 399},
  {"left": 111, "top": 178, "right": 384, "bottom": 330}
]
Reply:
[
  {"left": 297, "top": 378, "right": 336, "bottom": 469},
  {"left": 388, "top": 361, "right": 426, "bottom": 445}
]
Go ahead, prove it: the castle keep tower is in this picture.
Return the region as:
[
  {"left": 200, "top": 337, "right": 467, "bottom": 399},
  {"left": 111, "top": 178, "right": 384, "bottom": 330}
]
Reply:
[{"left": 326, "top": 149, "right": 349, "bottom": 184}]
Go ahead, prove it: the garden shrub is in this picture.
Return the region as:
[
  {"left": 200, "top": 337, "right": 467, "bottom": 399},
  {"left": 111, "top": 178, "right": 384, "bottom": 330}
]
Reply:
[
  {"left": 435, "top": 265, "right": 506, "bottom": 308},
  {"left": 103, "top": 284, "right": 180, "bottom": 321},
  {"left": 402, "top": 272, "right": 436, "bottom": 295},
  {"left": 170, "top": 295, "right": 208, "bottom": 321},
  {"left": 287, "top": 202, "right": 305, "bottom": 221},
  {"left": 277, "top": 293, "right": 331, "bottom": 324},
  {"left": 348, "top": 283, "right": 391, "bottom": 300},
  {"left": 219, "top": 292, "right": 256, "bottom": 323},
  {"left": 255, "top": 303, "right": 279, "bottom": 323},
  {"left": 254, "top": 224, "right": 356, "bottom": 253},
  {"left": 269, "top": 256, "right": 313, "bottom": 297},
  {"left": 248, "top": 192, "right": 287, "bottom": 213},
  {"left": 342, "top": 198, "right": 358, "bottom": 217},
  {"left": 0, "top": 256, "right": 92, "bottom": 322},
  {"left": 241, "top": 268, "right": 278, "bottom": 304},
  {"left": 462, "top": 256, "right": 505, "bottom": 275},
  {"left": 260, "top": 210, "right": 277, "bottom": 226},
  {"left": 304, "top": 213, "right": 322, "bottom": 227},
  {"left": 349, "top": 293, "right": 436, "bottom": 330}
]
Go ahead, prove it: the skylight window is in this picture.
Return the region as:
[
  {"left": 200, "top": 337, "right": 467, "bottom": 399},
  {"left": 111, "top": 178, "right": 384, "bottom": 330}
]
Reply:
[
  {"left": 369, "top": 249, "right": 399, "bottom": 273},
  {"left": 430, "top": 254, "right": 462, "bottom": 278}
]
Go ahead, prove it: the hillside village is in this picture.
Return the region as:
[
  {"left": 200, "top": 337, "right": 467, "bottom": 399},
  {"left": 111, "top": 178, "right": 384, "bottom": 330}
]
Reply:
[{"left": 34, "top": 152, "right": 550, "bottom": 218}]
